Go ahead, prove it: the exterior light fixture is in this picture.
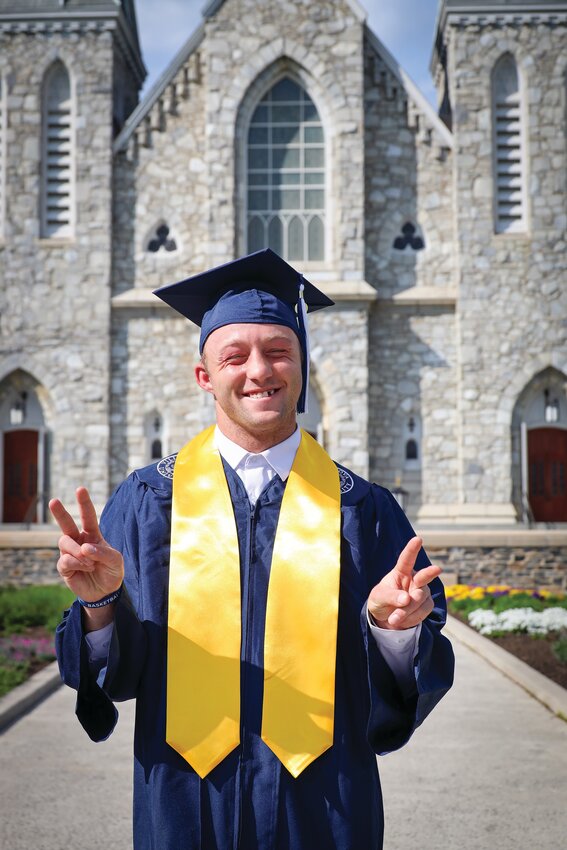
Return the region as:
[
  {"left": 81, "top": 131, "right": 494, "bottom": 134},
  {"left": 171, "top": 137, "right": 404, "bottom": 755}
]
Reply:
[
  {"left": 544, "top": 389, "right": 559, "bottom": 423},
  {"left": 391, "top": 478, "right": 409, "bottom": 512},
  {"left": 10, "top": 392, "right": 27, "bottom": 426}
]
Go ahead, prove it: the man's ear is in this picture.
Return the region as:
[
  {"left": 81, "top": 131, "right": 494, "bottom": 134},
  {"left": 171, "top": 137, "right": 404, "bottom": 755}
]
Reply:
[{"left": 195, "top": 360, "right": 214, "bottom": 394}]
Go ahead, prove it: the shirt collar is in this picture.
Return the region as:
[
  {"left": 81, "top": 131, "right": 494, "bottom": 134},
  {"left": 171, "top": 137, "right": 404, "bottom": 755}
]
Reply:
[{"left": 214, "top": 425, "right": 301, "bottom": 481}]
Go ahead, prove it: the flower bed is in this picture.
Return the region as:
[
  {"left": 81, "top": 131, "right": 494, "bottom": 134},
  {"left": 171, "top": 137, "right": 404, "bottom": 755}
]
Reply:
[
  {"left": 446, "top": 584, "right": 567, "bottom": 690},
  {"left": 0, "top": 584, "right": 74, "bottom": 698},
  {"left": 0, "top": 631, "right": 57, "bottom": 696}
]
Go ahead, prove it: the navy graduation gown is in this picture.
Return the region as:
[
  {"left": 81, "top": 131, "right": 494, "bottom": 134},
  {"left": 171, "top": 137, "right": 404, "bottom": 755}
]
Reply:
[{"left": 56, "top": 456, "right": 454, "bottom": 850}]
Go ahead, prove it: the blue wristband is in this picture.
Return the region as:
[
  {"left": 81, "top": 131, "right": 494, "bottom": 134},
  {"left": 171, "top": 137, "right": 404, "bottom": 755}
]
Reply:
[{"left": 77, "top": 586, "right": 122, "bottom": 609}]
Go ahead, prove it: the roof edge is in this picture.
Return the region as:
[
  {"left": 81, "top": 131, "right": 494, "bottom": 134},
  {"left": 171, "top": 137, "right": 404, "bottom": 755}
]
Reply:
[
  {"left": 113, "top": 23, "right": 205, "bottom": 154},
  {"left": 365, "top": 27, "right": 453, "bottom": 150},
  {"left": 202, "top": 0, "right": 367, "bottom": 22},
  {"left": 0, "top": 9, "right": 146, "bottom": 83},
  {"left": 430, "top": 2, "right": 567, "bottom": 76}
]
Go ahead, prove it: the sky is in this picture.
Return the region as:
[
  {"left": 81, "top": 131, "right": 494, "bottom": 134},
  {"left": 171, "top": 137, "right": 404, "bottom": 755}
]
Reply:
[{"left": 134, "top": 0, "right": 441, "bottom": 107}]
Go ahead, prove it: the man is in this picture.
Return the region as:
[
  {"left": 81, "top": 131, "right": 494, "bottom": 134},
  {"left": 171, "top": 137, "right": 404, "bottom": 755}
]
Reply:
[{"left": 51, "top": 249, "right": 454, "bottom": 850}]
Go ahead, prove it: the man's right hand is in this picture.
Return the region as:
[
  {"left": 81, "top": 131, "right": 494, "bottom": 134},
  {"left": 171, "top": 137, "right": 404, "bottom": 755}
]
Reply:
[{"left": 49, "top": 487, "right": 124, "bottom": 630}]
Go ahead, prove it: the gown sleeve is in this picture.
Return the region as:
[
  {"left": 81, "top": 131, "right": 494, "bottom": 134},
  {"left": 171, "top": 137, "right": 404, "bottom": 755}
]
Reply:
[
  {"left": 362, "top": 486, "right": 455, "bottom": 755},
  {"left": 55, "top": 474, "right": 149, "bottom": 742}
]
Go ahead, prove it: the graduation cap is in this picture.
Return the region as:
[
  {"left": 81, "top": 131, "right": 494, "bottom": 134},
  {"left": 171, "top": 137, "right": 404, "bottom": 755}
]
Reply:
[{"left": 153, "top": 249, "right": 334, "bottom": 413}]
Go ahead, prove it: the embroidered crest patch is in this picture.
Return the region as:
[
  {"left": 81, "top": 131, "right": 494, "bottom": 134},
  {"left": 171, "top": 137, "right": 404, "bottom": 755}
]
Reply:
[
  {"left": 338, "top": 467, "right": 354, "bottom": 494},
  {"left": 157, "top": 453, "right": 177, "bottom": 480}
]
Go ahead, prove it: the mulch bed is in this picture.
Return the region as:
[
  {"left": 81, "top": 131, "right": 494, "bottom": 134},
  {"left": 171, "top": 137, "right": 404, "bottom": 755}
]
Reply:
[
  {"left": 488, "top": 632, "right": 567, "bottom": 690},
  {"left": 450, "top": 612, "right": 567, "bottom": 690}
]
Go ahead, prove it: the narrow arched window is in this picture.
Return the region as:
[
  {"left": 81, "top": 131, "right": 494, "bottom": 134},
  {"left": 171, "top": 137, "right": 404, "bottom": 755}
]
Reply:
[
  {"left": 492, "top": 55, "right": 526, "bottom": 233},
  {"left": 42, "top": 61, "right": 74, "bottom": 238},
  {"left": 403, "top": 416, "right": 421, "bottom": 470},
  {"left": 247, "top": 77, "right": 325, "bottom": 262},
  {"left": 405, "top": 439, "right": 418, "bottom": 461},
  {"left": 145, "top": 411, "right": 165, "bottom": 463}
]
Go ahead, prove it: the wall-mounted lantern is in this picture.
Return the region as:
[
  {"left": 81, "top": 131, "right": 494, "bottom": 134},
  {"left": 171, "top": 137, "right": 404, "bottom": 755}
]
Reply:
[
  {"left": 544, "top": 388, "right": 559, "bottom": 423},
  {"left": 9, "top": 392, "right": 27, "bottom": 426}
]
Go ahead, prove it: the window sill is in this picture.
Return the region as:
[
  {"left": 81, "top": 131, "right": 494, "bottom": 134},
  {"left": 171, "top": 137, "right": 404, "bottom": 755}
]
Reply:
[{"left": 36, "top": 238, "right": 76, "bottom": 248}]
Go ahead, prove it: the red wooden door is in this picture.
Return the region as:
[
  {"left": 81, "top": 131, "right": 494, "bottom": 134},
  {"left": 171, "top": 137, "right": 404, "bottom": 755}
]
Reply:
[
  {"left": 3, "top": 430, "right": 39, "bottom": 523},
  {"left": 528, "top": 428, "right": 567, "bottom": 522}
]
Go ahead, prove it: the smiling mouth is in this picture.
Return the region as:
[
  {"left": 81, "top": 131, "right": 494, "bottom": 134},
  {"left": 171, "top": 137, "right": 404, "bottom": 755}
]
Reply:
[{"left": 245, "top": 389, "right": 278, "bottom": 399}]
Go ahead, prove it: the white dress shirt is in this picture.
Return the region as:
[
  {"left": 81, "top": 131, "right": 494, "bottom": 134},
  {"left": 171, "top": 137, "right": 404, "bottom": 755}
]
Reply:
[{"left": 87, "top": 426, "right": 420, "bottom": 693}]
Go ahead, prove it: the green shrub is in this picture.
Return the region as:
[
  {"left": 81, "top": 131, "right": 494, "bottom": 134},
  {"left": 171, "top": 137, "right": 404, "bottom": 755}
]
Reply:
[
  {"left": 552, "top": 634, "right": 567, "bottom": 666},
  {"left": 0, "top": 584, "right": 74, "bottom": 634},
  {"left": 0, "top": 663, "right": 30, "bottom": 698}
]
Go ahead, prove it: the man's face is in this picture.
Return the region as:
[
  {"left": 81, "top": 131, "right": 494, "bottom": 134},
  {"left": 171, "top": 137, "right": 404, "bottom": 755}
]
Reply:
[{"left": 195, "top": 323, "right": 303, "bottom": 450}]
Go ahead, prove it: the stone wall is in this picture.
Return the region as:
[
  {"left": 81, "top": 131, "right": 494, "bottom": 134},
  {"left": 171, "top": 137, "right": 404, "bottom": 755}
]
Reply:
[
  {"left": 0, "top": 548, "right": 59, "bottom": 586},
  {"left": 109, "top": 0, "right": 375, "bottom": 480},
  {"left": 446, "top": 18, "right": 567, "bottom": 512},
  {"left": 363, "top": 31, "right": 458, "bottom": 518},
  {"left": 369, "top": 305, "right": 458, "bottom": 516},
  {"left": 2, "top": 542, "right": 564, "bottom": 591},
  {"left": 428, "top": 546, "right": 567, "bottom": 591},
  {"left": 363, "top": 34, "right": 456, "bottom": 297},
  {"left": 204, "top": 0, "right": 367, "bottom": 277},
  {"left": 109, "top": 309, "right": 214, "bottom": 487},
  {"left": 112, "top": 49, "right": 208, "bottom": 296},
  {"left": 0, "top": 28, "right": 118, "bottom": 510},
  {"left": 109, "top": 298, "right": 372, "bottom": 486},
  {"left": 309, "top": 302, "right": 371, "bottom": 475}
]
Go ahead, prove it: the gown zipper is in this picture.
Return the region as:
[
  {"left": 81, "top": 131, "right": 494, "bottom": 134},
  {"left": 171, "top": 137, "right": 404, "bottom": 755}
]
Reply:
[{"left": 235, "top": 499, "right": 257, "bottom": 850}]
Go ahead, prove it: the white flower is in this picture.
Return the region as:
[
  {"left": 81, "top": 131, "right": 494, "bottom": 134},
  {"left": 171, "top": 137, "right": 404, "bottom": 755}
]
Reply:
[{"left": 468, "top": 607, "right": 567, "bottom": 636}]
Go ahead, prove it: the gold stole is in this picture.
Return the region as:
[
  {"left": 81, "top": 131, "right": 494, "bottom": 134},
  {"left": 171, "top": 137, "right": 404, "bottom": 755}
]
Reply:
[{"left": 166, "top": 425, "right": 341, "bottom": 779}]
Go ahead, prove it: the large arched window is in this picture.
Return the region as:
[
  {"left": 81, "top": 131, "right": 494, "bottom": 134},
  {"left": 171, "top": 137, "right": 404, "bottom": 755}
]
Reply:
[
  {"left": 41, "top": 61, "right": 74, "bottom": 238},
  {"left": 492, "top": 54, "right": 526, "bottom": 233},
  {"left": 247, "top": 77, "right": 325, "bottom": 262}
]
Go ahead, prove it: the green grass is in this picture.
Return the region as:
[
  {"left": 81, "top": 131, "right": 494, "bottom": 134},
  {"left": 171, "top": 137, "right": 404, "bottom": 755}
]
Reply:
[{"left": 0, "top": 584, "right": 75, "bottom": 634}]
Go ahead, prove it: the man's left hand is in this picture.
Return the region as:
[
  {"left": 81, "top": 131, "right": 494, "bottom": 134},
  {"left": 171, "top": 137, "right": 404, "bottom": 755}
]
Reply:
[{"left": 367, "top": 536, "right": 441, "bottom": 630}]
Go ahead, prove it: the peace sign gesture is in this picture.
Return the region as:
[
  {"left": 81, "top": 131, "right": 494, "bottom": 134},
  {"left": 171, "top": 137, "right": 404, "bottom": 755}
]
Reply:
[
  {"left": 49, "top": 487, "right": 124, "bottom": 626},
  {"left": 368, "top": 537, "right": 441, "bottom": 630}
]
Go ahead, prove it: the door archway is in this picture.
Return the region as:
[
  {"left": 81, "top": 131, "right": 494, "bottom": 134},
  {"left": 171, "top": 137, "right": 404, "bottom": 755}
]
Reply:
[
  {"left": 512, "top": 367, "right": 567, "bottom": 523},
  {"left": 0, "top": 372, "right": 49, "bottom": 524}
]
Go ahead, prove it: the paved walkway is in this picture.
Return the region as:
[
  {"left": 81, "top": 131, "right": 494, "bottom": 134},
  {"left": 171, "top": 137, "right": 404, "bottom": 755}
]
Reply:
[{"left": 1, "top": 638, "right": 566, "bottom": 849}]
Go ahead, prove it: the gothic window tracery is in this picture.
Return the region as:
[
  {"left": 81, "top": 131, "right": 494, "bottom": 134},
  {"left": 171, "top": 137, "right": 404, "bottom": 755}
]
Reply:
[
  {"left": 393, "top": 222, "right": 425, "bottom": 251},
  {"left": 147, "top": 223, "right": 178, "bottom": 253},
  {"left": 246, "top": 77, "right": 325, "bottom": 262}
]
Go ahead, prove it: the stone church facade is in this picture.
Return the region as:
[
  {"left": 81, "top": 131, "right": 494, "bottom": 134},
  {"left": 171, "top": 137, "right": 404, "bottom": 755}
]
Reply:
[{"left": 0, "top": 0, "right": 566, "bottom": 537}]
